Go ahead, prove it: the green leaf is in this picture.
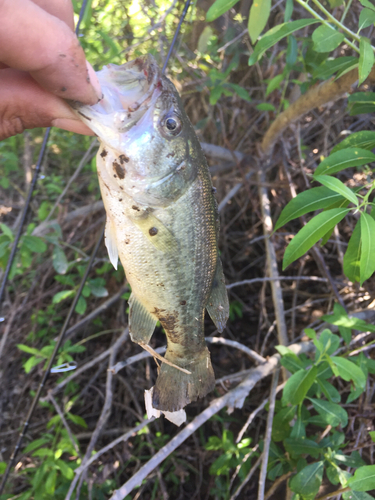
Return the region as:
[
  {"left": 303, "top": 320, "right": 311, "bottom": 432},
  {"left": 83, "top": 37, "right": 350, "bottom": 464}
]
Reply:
[
  {"left": 24, "top": 356, "right": 44, "bottom": 373},
  {"left": 331, "top": 356, "right": 367, "bottom": 390},
  {"left": 360, "top": 0, "right": 375, "bottom": 10},
  {"left": 266, "top": 74, "right": 284, "bottom": 97},
  {"left": 323, "top": 302, "right": 375, "bottom": 332},
  {"left": 359, "top": 8, "right": 375, "bottom": 30},
  {"left": 313, "top": 56, "right": 358, "bottom": 80},
  {"left": 312, "top": 25, "right": 345, "bottom": 53},
  {"left": 314, "top": 148, "right": 375, "bottom": 176},
  {"left": 283, "top": 208, "right": 350, "bottom": 269},
  {"left": 275, "top": 187, "right": 346, "bottom": 230},
  {"left": 248, "top": 0, "right": 271, "bottom": 43},
  {"left": 343, "top": 490, "right": 375, "bottom": 500},
  {"left": 338, "top": 326, "right": 352, "bottom": 345},
  {"left": 348, "top": 466, "right": 375, "bottom": 491},
  {"left": 343, "top": 219, "right": 362, "bottom": 283},
  {"left": 348, "top": 92, "right": 375, "bottom": 115},
  {"left": 228, "top": 83, "right": 251, "bottom": 102},
  {"left": 52, "top": 290, "right": 75, "bottom": 304},
  {"left": 17, "top": 344, "right": 44, "bottom": 356},
  {"left": 0, "top": 223, "right": 13, "bottom": 240},
  {"left": 359, "top": 37, "right": 375, "bottom": 85},
  {"left": 309, "top": 398, "right": 348, "bottom": 427},
  {"left": 335, "top": 451, "right": 366, "bottom": 468},
  {"left": 286, "top": 35, "right": 298, "bottom": 67},
  {"left": 359, "top": 212, "right": 375, "bottom": 284},
  {"left": 67, "top": 413, "right": 88, "bottom": 428},
  {"left": 282, "top": 366, "right": 317, "bottom": 405},
  {"left": 284, "top": 438, "right": 321, "bottom": 459},
  {"left": 314, "top": 175, "right": 358, "bottom": 206},
  {"left": 256, "top": 102, "right": 276, "bottom": 111},
  {"left": 289, "top": 461, "right": 324, "bottom": 499},
  {"left": 24, "top": 437, "right": 51, "bottom": 453},
  {"left": 22, "top": 235, "right": 47, "bottom": 253},
  {"left": 335, "top": 131, "right": 375, "bottom": 152},
  {"left": 249, "top": 19, "right": 319, "bottom": 65},
  {"left": 53, "top": 246, "right": 68, "bottom": 275},
  {"left": 284, "top": 0, "right": 293, "bottom": 21},
  {"left": 56, "top": 459, "right": 74, "bottom": 480},
  {"left": 290, "top": 417, "right": 306, "bottom": 439},
  {"left": 45, "top": 467, "right": 57, "bottom": 494},
  {"left": 75, "top": 295, "right": 87, "bottom": 315},
  {"left": 317, "top": 378, "right": 341, "bottom": 403},
  {"left": 206, "top": 0, "right": 240, "bottom": 22}
]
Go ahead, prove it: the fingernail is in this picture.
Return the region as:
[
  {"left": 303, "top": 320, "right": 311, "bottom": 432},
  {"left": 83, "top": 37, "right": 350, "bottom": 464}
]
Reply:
[{"left": 86, "top": 61, "right": 102, "bottom": 100}]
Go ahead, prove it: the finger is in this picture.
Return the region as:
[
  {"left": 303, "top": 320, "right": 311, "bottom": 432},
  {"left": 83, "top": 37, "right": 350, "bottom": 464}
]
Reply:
[
  {"left": 0, "top": 0, "right": 101, "bottom": 104},
  {"left": 0, "top": 69, "right": 94, "bottom": 140},
  {"left": 30, "top": 0, "right": 74, "bottom": 30}
]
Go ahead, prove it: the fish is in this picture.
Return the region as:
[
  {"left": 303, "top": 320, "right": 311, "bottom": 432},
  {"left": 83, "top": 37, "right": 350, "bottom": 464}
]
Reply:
[{"left": 72, "top": 55, "right": 229, "bottom": 412}]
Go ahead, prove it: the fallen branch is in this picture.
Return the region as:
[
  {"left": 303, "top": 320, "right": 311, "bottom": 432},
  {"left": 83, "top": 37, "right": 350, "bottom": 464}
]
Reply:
[
  {"left": 261, "top": 67, "right": 375, "bottom": 154},
  {"left": 108, "top": 341, "right": 314, "bottom": 500}
]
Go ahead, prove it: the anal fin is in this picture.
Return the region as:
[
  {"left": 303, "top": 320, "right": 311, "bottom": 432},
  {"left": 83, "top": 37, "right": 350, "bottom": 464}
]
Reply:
[
  {"left": 206, "top": 258, "right": 229, "bottom": 333},
  {"left": 129, "top": 293, "right": 157, "bottom": 344},
  {"left": 105, "top": 218, "right": 118, "bottom": 270}
]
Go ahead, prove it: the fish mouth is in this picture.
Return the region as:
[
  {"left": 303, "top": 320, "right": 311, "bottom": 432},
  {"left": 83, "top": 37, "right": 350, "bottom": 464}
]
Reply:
[{"left": 72, "top": 55, "right": 165, "bottom": 136}]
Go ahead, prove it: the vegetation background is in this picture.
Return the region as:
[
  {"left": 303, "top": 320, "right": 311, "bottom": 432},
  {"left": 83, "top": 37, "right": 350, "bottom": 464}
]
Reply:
[{"left": 1, "top": 0, "right": 375, "bottom": 498}]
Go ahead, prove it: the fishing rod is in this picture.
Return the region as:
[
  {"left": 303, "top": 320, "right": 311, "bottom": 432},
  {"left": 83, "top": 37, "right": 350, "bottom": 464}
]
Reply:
[{"left": 0, "top": 0, "right": 192, "bottom": 494}]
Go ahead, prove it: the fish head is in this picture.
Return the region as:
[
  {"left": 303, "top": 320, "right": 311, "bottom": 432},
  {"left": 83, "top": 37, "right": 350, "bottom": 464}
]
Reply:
[{"left": 72, "top": 55, "right": 200, "bottom": 207}]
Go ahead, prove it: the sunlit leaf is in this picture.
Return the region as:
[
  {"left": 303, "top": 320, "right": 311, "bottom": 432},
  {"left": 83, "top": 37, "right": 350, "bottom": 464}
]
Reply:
[
  {"left": 249, "top": 19, "right": 318, "bottom": 65},
  {"left": 248, "top": 0, "right": 271, "bottom": 44},
  {"left": 359, "top": 212, "right": 375, "bottom": 284},
  {"left": 343, "top": 220, "right": 361, "bottom": 283},
  {"left": 283, "top": 208, "right": 350, "bottom": 269},
  {"left": 206, "top": 0, "right": 240, "bottom": 22},
  {"left": 359, "top": 37, "right": 375, "bottom": 85},
  {"left": 275, "top": 187, "right": 344, "bottom": 230},
  {"left": 312, "top": 25, "right": 345, "bottom": 53},
  {"left": 348, "top": 466, "right": 375, "bottom": 491},
  {"left": 332, "top": 130, "right": 375, "bottom": 153},
  {"left": 314, "top": 148, "right": 375, "bottom": 176}
]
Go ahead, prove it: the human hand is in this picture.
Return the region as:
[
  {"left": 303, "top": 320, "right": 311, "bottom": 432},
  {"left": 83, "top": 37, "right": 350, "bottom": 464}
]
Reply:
[{"left": 0, "top": 0, "right": 102, "bottom": 140}]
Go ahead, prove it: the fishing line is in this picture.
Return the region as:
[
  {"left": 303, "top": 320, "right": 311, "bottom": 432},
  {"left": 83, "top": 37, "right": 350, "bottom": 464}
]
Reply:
[
  {"left": 162, "top": 0, "right": 192, "bottom": 74},
  {"left": 0, "top": 1, "right": 93, "bottom": 494},
  {"left": 1, "top": 1, "right": 193, "bottom": 494}
]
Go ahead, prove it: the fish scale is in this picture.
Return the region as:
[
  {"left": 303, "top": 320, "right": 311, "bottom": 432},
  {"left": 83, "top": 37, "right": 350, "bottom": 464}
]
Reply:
[{"left": 73, "top": 55, "right": 229, "bottom": 412}]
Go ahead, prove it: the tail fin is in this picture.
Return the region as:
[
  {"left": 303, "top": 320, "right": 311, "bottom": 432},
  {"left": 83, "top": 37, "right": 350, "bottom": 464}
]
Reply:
[{"left": 152, "top": 347, "right": 215, "bottom": 412}]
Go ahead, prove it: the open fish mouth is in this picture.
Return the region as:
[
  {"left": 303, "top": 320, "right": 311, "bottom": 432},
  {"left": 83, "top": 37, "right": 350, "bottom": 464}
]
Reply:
[{"left": 72, "top": 55, "right": 166, "bottom": 139}]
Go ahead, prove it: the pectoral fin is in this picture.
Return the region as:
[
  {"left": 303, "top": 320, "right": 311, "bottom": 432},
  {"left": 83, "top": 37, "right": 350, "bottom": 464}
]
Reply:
[
  {"left": 129, "top": 212, "right": 178, "bottom": 253},
  {"left": 206, "top": 258, "right": 229, "bottom": 333},
  {"left": 105, "top": 218, "right": 118, "bottom": 270},
  {"left": 129, "top": 293, "right": 157, "bottom": 344}
]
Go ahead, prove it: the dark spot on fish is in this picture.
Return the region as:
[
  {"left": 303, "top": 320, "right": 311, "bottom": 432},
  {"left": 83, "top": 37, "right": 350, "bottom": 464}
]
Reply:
[
  {"left": 86, "top": 76, "right": 90, "bottom": 83},
  {"left": 132, "top": 205, "right": 140, "bottom": 211},
  {"left": 125, "top": 238, "right": 130, "bottom": 244},
  {"left": 113, "top": 161, "right": 125, "bottom": 179},
  {"left": 103, "top": 182, "right": 110, "bottom": 191},
  {"left": 119, "top": 198, "right": 123, "bottom": 202},
  {"left": 61, "top": 87, "right": 67, "bottom": 92},
  {"left": 59, "top": 54, "right": 66, "bottom": 58},
  {"left": 212, "top": 187, "right": 217, "bottom": 194},
  {"left": 120, "top": 186, "right": 124, "bottom": 190},
  {"left": 100, "top": 149, "right": 108, "bottom": 158},
  {"left": 127, "top": 113, "right": 131, "bottom": 119},
  {"left": 119, "top": 154, "right": 129, "bottom": 164},
  {"left": 180, "top": 300, "right": 186, "bottom": 306},
  {"left": 166, "top": 152, "right": 175, "bottom": 158},
  {"left": 78, "top": 111, "right": 91, "bottom": 121},
  {"left": 113, "top": 175, "right": 117, "bottom": 178},
  {"left": 149, "top": 227, "right": 158, "bottom": 236}
]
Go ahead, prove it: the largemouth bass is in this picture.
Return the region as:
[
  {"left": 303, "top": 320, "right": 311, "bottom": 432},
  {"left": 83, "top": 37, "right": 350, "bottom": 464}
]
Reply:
[{"left": 73, "top": 55, "right": 229, "bottom": 412}]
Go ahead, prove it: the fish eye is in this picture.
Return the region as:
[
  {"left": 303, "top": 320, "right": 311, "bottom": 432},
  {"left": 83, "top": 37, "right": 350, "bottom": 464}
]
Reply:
[{"left": 160, "top": 114, "right": 182, "bottom": 137}]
